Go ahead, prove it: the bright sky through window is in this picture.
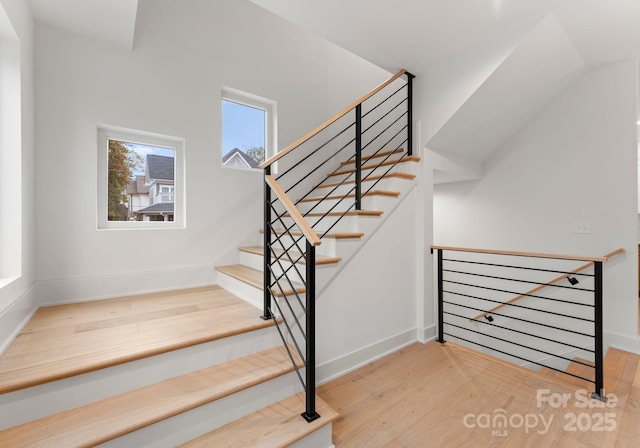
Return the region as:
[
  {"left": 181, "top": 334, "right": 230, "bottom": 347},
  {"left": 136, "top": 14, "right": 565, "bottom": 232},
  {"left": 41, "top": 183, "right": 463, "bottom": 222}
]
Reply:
[{"left": 222, "top": 100, "right": 266, "bottom": 156}]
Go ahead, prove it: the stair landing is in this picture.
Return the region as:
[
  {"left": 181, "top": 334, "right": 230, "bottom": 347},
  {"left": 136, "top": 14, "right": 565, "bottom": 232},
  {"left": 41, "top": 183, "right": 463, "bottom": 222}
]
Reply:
[{"left": 0, "top": 285, "right": 273, "bottom": 393}]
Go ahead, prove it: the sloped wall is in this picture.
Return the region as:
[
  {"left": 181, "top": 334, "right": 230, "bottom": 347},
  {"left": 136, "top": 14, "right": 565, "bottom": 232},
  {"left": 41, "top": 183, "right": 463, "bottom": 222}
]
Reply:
[
  {"left": 32, "top": 0, "right": 391, "bottom": 304},
  {"left": 434, "top": 61, "right": 638, "bottom": 353}
]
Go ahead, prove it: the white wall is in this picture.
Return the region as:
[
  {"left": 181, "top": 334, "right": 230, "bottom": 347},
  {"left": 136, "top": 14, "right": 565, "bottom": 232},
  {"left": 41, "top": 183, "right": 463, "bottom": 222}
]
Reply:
[
  {"left": 316, "top": 188, "right": 422, "bottom": 383},
  {"left": 32, "top": 0, "right": 392, "bottom": 305},
  {"left": 433, "top": 61, "right": 639, "bottom": 352},
  {"left": 0, "top": 0, "right": 37, "bottom": 352}
]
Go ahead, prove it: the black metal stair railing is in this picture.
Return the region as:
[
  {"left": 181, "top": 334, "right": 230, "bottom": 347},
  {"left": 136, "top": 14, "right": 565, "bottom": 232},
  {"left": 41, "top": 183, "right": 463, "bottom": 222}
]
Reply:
[
  {"left": 261, "top": 69, "right": 415, "bottom": 422},
  {"left": 262, "top": 175, "right": 320, "bottom": 422},
  {"left": 431, "top": 245, "right": 623, "bottom": 402},
  {"left": 265, "top": 70, "right": 415, "bottom": 237}
]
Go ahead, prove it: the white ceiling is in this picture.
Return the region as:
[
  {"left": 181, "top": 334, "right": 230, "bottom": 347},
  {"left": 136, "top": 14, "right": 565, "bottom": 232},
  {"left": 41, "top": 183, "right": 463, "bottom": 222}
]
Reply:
[
  {"left": 250, "top": 0, "right": 640, "bottom": 75},
  {"left": 28, "top": 0, "right": 138, "bottom": 49},
  {"left": 26, "top": 0, "right": 640, "bottom": 74}
]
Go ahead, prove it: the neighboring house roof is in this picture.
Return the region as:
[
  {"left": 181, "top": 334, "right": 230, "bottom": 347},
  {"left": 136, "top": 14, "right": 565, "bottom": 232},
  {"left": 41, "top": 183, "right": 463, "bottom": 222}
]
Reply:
[
  {"left": 126, "top": 175, "right": 149, "bottom": 195},
  {"left": 222, "top": 147, "right": 260, "bottom": 169},
  {"left": 147, "top": 154, "right": 174, "bottom": 181},
  {"left": 135, "top": 203, "right": 174, "bottom": 214}
]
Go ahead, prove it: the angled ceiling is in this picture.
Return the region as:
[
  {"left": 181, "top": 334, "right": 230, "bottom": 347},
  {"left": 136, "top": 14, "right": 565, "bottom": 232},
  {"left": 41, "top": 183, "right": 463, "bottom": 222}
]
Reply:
[
  {"left": 28, "top": 0, "right": 138, "bottom": 49},
  {"left": 251, "top": 0, "right": 640, "bottom": 75},
  {"left": 427, "top": 14, "right": 588, "bottom": 162},
  {"left": 23, "top": 0, "right": 640, "bottom": 170}
]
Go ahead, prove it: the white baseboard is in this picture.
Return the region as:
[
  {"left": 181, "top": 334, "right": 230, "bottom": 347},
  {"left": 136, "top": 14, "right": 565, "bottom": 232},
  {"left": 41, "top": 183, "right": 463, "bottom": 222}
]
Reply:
[
  {"left": 417, "top": 324, "right": 437, "bottom": 343},
  {"left": 605, "top": 330, "right": 640, "bottom": 354},
  {"left": 0, "top": 285, "right": 38, "bottom": 355},
  {"left": 316, "top": 328, "right": 417, "bottom": 385}
]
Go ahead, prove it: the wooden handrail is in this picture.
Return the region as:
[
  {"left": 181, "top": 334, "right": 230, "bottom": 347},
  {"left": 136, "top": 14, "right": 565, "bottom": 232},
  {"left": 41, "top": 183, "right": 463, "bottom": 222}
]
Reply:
[
  {"left": 261, "top": 69, "right": 408, "bottom": 169},
  {"left": 265, "top": 175, "right": 321, "bottom": 247},
  {"left": 430, "top": 245, "right": 615, "bottom": 263},
  {"left": 468, "top": 248, "right": 624, "bottom": 322}
]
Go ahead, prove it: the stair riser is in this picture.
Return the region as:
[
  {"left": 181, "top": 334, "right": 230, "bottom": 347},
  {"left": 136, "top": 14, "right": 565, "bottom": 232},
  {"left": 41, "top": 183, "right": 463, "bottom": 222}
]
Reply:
[
  {"left": 296, "top": 194, "right": 397, "bottom": 215},
  {"left": 216, "top": 272, "right": 264, "bottom": 310},
  {"left": 240, "top": 250, "right": 339, "bottom": 287},
  {"left": 278, "top": 214, "right": 381, "bottom": 234},
  {"left": 327, "top": 158, "right": 418, "bottom": 180},
  {"left": 96, "top": 372, "right": 303, "bottom": 448},
  {"left": 263, "top": 233, "right": 339, "bottom": 257},
  {"left": 313, "top": 174, "right": 415, "bottom": 199},
  {"left": 0, "top": 326, "right": 281, "bottom": 430},
  {"left": 289, "top": 424, "right": 335, "bottom": 448},
  {"left": 297, "top": 192, "right": 394, "bottom": 214}
]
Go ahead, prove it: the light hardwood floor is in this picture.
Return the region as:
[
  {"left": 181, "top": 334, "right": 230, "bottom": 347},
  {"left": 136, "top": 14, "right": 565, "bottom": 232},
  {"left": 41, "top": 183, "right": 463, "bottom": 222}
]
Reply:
[
  {"left": 318, "top": 341, "right": 640, "bottom": 448},
  {"left": 0, "top": 285, "right": 273, "bottom": 393}
]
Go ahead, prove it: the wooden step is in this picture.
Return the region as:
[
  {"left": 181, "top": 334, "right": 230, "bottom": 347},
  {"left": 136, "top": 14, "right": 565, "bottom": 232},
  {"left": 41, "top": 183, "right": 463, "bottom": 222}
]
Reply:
[
  {"left": 318, "top": 171, "right": 415, "bottom": 189},
  {"left": 283, "top": 210, "right": 383, "bottom": 219},
  {"left": 339, "top": 148, "right": 405, "bottom": 165},
  {"left": 298, "top": 189, "right": 401, "bottom": 203},
  {"left": 179, "top": 393, "right": 339, "bottom": 448},
  {"left": 240, "top": 246, "right": 341, "bottom": 266},
  {"left": 329, "top": 155, "right": 420, "bottom": 177},
  {"left": 565, "top": 357, "right": 596, "bottom": 379},
  {"left": 215, "top": 265, "right": 306, "bottom": 297},
  {"left": 538, "top": 351, "right": 630, "bottom": 394},
  {"left": 0, "top": 346, "right": 301, "bottom": 448},
  {"left": 262, "top": 228, "right": 364, "bottom": 240},
  {"left": 0, "top": 286, "right": 275, "bottom": 394}
]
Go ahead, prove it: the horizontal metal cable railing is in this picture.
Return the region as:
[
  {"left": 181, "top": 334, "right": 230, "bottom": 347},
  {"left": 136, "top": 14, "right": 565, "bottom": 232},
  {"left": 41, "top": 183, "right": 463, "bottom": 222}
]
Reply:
[
  {"left": 262, "top": 175, "right": 320, "bottom": 423},
  {"left": 262, "top": 70, "right": 415, "bottom": 238},
  {"left": 262, "top": 70, "right": 415, "bottom": 422},
  {"left": 431, "top": 245, "right": 624, "bottom": 401}
]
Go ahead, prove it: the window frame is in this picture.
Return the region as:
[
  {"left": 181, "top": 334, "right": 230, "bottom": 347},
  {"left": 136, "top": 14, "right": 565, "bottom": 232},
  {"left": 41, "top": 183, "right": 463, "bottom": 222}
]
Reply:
[
  {"left": 96, "top": 125, "right": 186, "bottom": 230},
  {"left": 0, "top": 29, "right": 22, "bottom": 283},
  {"left": 221, "top": 87, "right": 277, "bottom": 171}
]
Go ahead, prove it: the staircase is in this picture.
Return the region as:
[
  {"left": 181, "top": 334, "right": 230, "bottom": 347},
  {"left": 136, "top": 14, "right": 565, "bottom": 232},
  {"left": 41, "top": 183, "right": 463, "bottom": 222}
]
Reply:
[
  {"left": 0, "top": 287, "right": 337, "bottom": 447},
  {"left": 0, "top": 70, "right": 417, "bottom": 446},
  {"left": 215, "top": 152, "right": 419, "bottom": 308}
]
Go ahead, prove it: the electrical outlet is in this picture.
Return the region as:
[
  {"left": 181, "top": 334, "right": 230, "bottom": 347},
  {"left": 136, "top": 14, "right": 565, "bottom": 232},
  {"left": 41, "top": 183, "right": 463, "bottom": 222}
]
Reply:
[{"left": 574, "top": 221, "right": 591, "bottom": 234}]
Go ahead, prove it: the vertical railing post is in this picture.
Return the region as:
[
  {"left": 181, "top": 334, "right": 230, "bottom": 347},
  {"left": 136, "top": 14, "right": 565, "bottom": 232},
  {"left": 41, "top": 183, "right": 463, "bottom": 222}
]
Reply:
[
  {"left": 302, "top": 240, "right": 320, "bottom": 422},
  {"left": 437, "top": 249, "right": 445, "bottom": 343},
  {"left": 592, "top": 261, "right": 606, "bottom": 401},
  {"left": 407, "top": 72, "right": 414, "bottom": 156},
  {"left": 261, "top": 167, "right": 273, "bottom": 321},
  {"left": 355, "top": 104, "right": 362, "bottom": 211}
]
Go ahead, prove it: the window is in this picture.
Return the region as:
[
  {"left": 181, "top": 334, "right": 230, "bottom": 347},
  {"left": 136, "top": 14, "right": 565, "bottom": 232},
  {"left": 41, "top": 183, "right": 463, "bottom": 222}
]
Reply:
[
  {"left": 97, "top": 126, "right": 185, "bottom": 229},
  {"left": 221, "top": 88, "right": 276, "bottom": 170}
]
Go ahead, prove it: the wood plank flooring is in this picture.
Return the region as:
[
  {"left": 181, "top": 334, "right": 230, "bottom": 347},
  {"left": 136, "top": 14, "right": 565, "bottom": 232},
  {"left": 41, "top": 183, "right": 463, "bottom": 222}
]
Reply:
[
  {"left": 318, "top": 341, "right": 640, "bottom": 447},
  {"left": 179, "top": 393, "right": 338, "bottom": 448},
  {"left": 0, "top": 286, "right": 272, "bottom": 393},
  {"left": 0, "top": 346, "right": 298, "bottom": 448}
]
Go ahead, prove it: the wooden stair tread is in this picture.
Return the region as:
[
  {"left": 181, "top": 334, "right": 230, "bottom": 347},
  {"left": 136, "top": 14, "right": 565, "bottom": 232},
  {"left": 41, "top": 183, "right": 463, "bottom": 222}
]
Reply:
[
  {"left": 216, "top": 265, "right": 306, "bottom": 297},
  {"left": 565, "top": 357, "right": 596, "bottom": 380},
  {"left": 179, "top": 393, "right": 338, "bottom": 448},
  {"left": 283, "top": 210, "right": 383, "bottom": 218},
  {"left": 0, "top": 286, "right": 276, "bottom": 394},
  {"left": 329, "top": 155, "right": 420, "bottom": 177},
  {"left": 318, "top": 171, "right": 415, "bottom": 189},
  {"left": 239, "top": 246, "right": 341, "bottom": 266},
  {"left": 261, "top": 228, "right": 364, "bottom": 239},
  {"left": 339, "top": 148, "right": 405, "bottom": 165},
  {"left": 0, "top": 346, "right": 301, "bottom": 448},
  {"left": 445, "top": 342, "right": 596, "bottom": 392},
  {"left": 538, "top": 350, "right": 631, "bottom": 393},
  {"left": 298, "top": 189, "right": 401, "bottom": 203}
]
